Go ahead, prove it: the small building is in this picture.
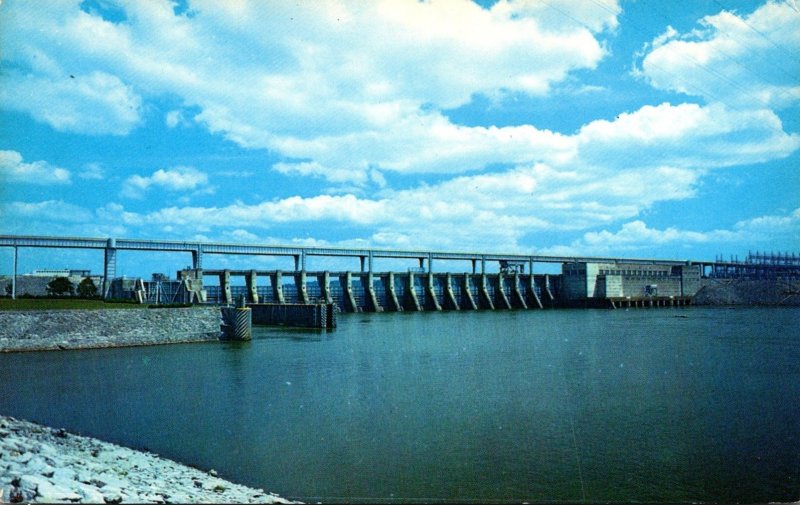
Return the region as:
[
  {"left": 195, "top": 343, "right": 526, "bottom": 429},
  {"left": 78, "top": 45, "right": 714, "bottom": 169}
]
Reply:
[
  {"left": 561, "top": 261, "right": 702, "bottom": 303},
  {"left": 29, "top": 268, "right": 92, "bottom": 278}
]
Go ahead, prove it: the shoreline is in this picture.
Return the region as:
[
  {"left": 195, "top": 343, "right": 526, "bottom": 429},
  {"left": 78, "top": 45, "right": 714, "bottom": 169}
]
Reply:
[
  {"left": 0, "top": 415, "right": 295, "bottom": 504},
  {"left": 1, "top": 293, "right": 797, "bottom": 353},
  {"left": 0, "top": 336, "right": 220, "bottom": 353},
  {"left": 0, "top": 307, "right": 221, "bottom": 353}
]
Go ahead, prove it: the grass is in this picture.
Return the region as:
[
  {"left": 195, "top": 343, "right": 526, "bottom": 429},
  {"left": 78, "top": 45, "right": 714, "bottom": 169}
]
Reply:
[{"left": 0, "top": 298, "right": 146, "bottom": 311}]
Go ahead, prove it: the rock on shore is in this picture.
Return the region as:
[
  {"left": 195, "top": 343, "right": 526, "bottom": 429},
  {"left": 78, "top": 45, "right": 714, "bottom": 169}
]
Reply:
[
  {"left": 0, "top": 415, "right": 296, "bottom": 504},
  {"left": 693, "top": 278, "right": 800, "bottom": 306},
  {"left": 0, "top": 308, "right": 220, "bottom": 353}
]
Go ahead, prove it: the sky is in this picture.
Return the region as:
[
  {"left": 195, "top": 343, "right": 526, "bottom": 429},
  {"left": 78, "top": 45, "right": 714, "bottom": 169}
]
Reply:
[{"left": 1, "top": 0, "right": 799, "bottom": 276}]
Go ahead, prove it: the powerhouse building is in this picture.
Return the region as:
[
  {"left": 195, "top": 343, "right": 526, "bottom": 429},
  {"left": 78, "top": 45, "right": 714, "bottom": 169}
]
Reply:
[{"left": 561, "top": 261, "right": 702, "bottom": 301}]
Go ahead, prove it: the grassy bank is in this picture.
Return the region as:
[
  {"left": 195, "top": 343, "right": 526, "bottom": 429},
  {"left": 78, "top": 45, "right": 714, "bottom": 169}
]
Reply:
[{"left": 0, "top": 298, "right": 142, "bottom": 311}]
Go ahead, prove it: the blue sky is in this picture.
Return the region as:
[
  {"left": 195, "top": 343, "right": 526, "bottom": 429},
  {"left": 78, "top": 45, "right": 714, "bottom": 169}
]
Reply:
[{"left": 1, "top": 0, "right": 799, "bottom": 276}]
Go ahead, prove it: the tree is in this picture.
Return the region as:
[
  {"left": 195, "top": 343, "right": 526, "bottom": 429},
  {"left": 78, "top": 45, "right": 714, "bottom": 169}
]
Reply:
[
  {"left": 77, "top": 277, "right": 98, "bottom": 298},
  {"left": 47, "top": 277, "right": 74, "bottom": 296}
]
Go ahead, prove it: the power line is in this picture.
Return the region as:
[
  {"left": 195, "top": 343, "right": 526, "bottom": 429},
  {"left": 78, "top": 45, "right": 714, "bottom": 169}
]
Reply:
[
  {"left": 640, "top": 2, "right": 800, "bottom": 139},
  {"left": 712, "top": 0, "right": 800, "bottom": 65}
]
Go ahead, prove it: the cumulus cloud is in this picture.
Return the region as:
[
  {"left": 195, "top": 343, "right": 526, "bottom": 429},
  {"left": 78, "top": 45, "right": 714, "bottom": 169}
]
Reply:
[
  {"left": 165, "top": 110, "right": 189, "bottom": 128},
  {"left": 544, "top": 208, "right": 800, "bottom": 256},
  {"left": 1, "top": 200, "right": 92, "bottom": 222},
  {"left": 0, "top": 150, "right": 71, "bottom": 184},
  {"left": 86, "top": 160, "right": 701, "bottom": 251},
  {"left": 0, "top": 71, "right": 142, "bottom": 136},
  {"left": 1, "top": 1, "right": 798, "bottom": 255},
  {"left": 121, "top": 166, "right": 211, "bottom": 199},
  {"left": 0, "top": 0, "right": 615, "bottom": 179},
  {"left": 78, "top": 162, "right": 105, "bottom": 180},
  {"left": 577, "top": 102, "right": 800, "bottom": 170},
  {"left": 636, "top": 1, "right": 800, "bottom": 109}
]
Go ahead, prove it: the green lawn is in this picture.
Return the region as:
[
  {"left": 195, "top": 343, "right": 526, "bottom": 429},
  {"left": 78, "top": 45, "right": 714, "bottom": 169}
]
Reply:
[{"left": 0, "top": 298, "right": 144, "bottom": 310}]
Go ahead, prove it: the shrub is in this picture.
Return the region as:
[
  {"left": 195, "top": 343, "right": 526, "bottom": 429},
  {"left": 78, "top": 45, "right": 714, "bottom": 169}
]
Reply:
[
  {"left": 47, "top": 277, "right": 74, "bottom": 296},
  {"left": 77, "top": 277, "right": 98, "bottom": 298}
]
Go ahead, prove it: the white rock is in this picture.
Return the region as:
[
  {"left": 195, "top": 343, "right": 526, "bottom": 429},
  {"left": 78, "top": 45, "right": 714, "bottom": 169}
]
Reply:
[
  {"left": 76, "top": 470, "right": 94, "bottom": 484},
  {"left": 141, "top": 492, "right": 167, "bottom": 503},
  {"left": 19, "top": 474, "right": 51, "bottom": 492},
  {"left": 76, "top": 483, "right": 106, "bottom": 503},
  {"left": 35, "top": 480, "right": 82, "bottom": 503},
  {"left": 25, "top": 455, "right": 51, "bottom": 474},
  {"left": 102, "top": 485, "right": 124, "bottom": 502},
  {"left": 12, "top": 451, "right": 34, "bottom": 464},
  {"left": 52, "top": 467, "right": 77, "bottom": 482}
]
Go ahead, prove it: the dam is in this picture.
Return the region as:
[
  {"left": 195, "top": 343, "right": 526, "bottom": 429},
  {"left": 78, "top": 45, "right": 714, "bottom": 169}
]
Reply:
[{"left": 2, "top": 235, "right": 798, "bottom": 313}]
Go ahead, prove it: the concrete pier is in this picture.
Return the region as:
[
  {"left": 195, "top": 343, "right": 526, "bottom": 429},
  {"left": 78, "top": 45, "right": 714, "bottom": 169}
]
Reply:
[
  {"left": 479, "top": 274, "right": 495, "bottom": 310},
  {"left": 387, "top": 272, "right": 402, "bottom": 311},
  {"left": 425, "top": 273, "right": 442, "bottom": 311},
  {"left": 318, "top": 271, "right": 333, "bottom": 304},
  {"left": 511, "top": 272, "right": 527, "bottom": 309},
  {"left": 220, "top": 306, "right": 252, "bottom": 340},
  {"left": 219, "top": 270, "right": 233, "bottom": 305},
  {"left": 296, "top": 271, "right": 309, "bottom": 304},
  {"left": 103, "top": 240, "right": 117, "bottom": 299},
  {"left": 405, "top": 272, "right": 422, "bottom": 311},
  {"left": 246, "top": 270, "right": 259, "bottom": 303},
  {"left": 366, "top": 273, "right": 382, "bottom": 312},
  {"left": 272, "top": 271, "right": 285, "bottom": 304},
  {"left": 462, "top": 274, "right": 478, "bottom": 310},
  {"left": 527, "top": 275, "right": 544, "bottom": 309},
  {"left": 342, "top": 272, "right": 359, "bottom": 312},
  {"left": 544, "top": 274, "right": 556, "bottom": 306},
  {"left": 495, "top": 272, "right": 512, "bottom": 310},
  {"left": 444, "top": 273, "right": 460, "bottom": 310}
]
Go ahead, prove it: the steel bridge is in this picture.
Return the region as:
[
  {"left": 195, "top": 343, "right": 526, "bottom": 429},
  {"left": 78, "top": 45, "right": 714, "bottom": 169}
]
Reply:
[{"left": 0, "top": 234, "right": 794, "bottom": 299}]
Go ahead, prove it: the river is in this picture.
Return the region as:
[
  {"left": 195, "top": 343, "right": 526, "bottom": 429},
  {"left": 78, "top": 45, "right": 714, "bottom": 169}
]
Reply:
[{"left": 1, "top": 307, "right": 798, "bottom": 503}]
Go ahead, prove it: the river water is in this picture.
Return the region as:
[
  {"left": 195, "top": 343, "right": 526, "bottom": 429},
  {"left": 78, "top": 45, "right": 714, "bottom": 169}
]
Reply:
[{"left": 1, "top": 307, "right": 798, "bottom": 503}]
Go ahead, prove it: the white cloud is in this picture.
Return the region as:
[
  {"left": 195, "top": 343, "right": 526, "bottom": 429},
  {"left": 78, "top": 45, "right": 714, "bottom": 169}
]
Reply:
[
  {"left": 0, "top": 0, "right": 615, "bottom": 155},
  {"left": 637, "top": 1, "right": 800, "bottom": 109},
  {"left": 78, "top": 162, "right": 105, "bottom": 180},
  {"left": 1, "top": 1, "right": 798, "bottom": 256},
  {"left": 544, "top": 208, "right": 800, "bottom": 256},
  {"left": 165, "top": 110, "right": 189, "bottom": 128},
  {"left": 577, "top": 102, "right": 800, "bottom": 170},
  {"left": 88, "top": 160, "right": 696, "bottom": 252},
  {"left": 121, "top": 166, "right": 211, "bottom": 198},
  {"left": 0, "top": 150, "right": 71, "bottom": 184},
  {"left": 1, "top": 200, "right": 92, "bottom": 222},
  {"left": 0, "top": 71, "right": 142, "bottom": 136}
]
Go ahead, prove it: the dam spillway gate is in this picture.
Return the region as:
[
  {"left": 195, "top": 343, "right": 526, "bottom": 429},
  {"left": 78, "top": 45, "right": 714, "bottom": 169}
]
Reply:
[{"left": 186, "top": 269, "right": 560, "bottom": 313}]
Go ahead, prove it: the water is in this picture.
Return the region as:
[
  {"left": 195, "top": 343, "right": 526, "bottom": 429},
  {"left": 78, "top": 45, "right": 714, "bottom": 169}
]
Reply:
[{"left": 1, "top": 307, "right": 798, "bottom": 503}]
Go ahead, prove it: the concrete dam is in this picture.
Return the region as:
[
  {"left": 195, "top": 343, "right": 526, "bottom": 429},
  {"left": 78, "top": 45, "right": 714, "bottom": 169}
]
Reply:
[
  {"left": 3, "top": 235, "right": 798, "bottom": 314},
  {"left": 180, "top": 269, "right": 559, "bottom": 312}
]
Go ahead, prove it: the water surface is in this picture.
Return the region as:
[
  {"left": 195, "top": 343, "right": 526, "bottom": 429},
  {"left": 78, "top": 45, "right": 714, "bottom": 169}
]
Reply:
[{"left": 1, "top": 307, "right": 798, "bottom": 503}]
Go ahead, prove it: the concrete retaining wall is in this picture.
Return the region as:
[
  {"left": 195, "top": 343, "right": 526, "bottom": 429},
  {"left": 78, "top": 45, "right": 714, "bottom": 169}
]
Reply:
[
  {"left": 0, "top": 307, "right": 220, "bottom": 352},
  {"left": 249, "top": 303, "right": 336, "bottom": 329}
]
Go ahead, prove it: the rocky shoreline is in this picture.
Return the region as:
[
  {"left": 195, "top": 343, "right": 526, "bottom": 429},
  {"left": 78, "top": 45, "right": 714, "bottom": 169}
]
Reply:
[
  {"left": 0, "top": 415, "right": 295, "bottom": 504},
  {"left": 693, "top": 278, "right": 800, "bottom": 306},
  {"left": 0, "top": 308, "right": 220, "bottom": 353}
]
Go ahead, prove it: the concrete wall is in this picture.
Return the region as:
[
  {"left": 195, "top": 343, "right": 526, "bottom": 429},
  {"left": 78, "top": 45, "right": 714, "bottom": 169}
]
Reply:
[
  {"left": 563, "top": 262, "right": 703, "bottom": 300},
  {"left": 561, "top": 263, "right": 588, "bottom": 299},
  {"left": 0, "top": 307, "right": 220, "bottom": 352},
  {"left": 249, "top": 303, "right": 336, "bottom": 328},
  {"left": 199, "top": 270, "right": 557, "bottom": 312}
]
